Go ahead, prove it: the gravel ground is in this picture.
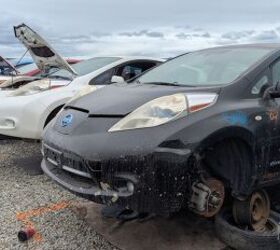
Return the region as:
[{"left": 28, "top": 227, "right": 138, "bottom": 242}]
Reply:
[
  {"left": 0, "top": 140, "right": 230, "bottom": 250},
  {"left": 0, "top": 140, "right": 117, "bottom": 250}
]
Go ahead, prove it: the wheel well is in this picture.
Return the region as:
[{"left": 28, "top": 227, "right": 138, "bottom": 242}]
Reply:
[
  {"left": 198, "top": 127, "right": 255, "bottom": 153},
  {"left": 44, "top": 105, "right": 64, "bottom": 128},
  {"left": 201, "top": 137, "right": 256, "bottom": 198},
  {"left": 202, "top": 137, "right": 254, "bottom": 158}
]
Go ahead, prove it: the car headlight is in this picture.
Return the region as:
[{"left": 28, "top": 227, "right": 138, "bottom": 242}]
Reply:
[
  {"left": 67, "top": 85, "right": 97, "bottom": 103},
  {"left": 109, "top": 93, "right": 217, "bottom": 132},
  {"left": 8, "top": 79, "right": 61, "bottom": 97}
]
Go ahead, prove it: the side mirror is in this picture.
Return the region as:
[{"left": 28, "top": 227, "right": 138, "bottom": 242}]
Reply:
[
  {"left": 263, "top": 82, "right": 280, "bottom": 100},
  {"left": 270, "top": 90, "right": 280, "bottom": 99},
  {"left": 111, "top": 75, "right": 126, "bottom": 84}
]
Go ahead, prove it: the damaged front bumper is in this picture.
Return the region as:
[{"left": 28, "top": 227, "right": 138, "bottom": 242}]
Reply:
[{"left": 41, "top": 142, "right": 193, "bottom": 215}]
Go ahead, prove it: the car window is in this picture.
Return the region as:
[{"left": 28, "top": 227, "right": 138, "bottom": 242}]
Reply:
[
  {"left": 251, "top": 75, "right": 269, "bottom": 95},
  {"left": 116, "top": 61, "right": 158, "bottom": 81},
  {"left": 89, "top": 69, "right": 115, "bottom": 85},
  {"left": 272, "top": 60, "right": 280, "bottom": 86},
  {"left": 89, "top": 61, "right": 159, "bottom": 85}
]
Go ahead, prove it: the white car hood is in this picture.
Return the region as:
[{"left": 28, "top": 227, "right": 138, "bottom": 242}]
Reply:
[
  {"left": 4, "top": 78, "right": 71, "bottom": 97},
  {"left": 14, "top": 24, "right": 77, "bottom": 75},
  {"left": 0, "top": 75, "right": 12, "bottom": 85}
]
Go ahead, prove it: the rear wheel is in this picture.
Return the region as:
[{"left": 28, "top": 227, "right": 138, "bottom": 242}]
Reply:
[
  {"left": 233, "top": 189, "right": 270, "bottom": 231},
  {"left": 215, "top": 209, "right": 280, "bottom": 250}
]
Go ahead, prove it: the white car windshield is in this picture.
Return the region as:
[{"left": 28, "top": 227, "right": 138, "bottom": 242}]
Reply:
[
  {"left": 17, "top": 63, "right": 37, "bottom": 74},
  {"left": 136, "top": 48, "right": 273, "bottom": 86},
  {"left": 48, "top": 57, "right": 121, "bottom": 80}
]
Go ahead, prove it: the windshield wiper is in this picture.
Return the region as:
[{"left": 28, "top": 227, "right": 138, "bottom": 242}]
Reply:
[{"left": 143, "top": 81, "right": 186, "bottom": 87}]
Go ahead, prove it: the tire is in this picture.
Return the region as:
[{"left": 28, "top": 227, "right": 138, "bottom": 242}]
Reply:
[
  {"left": 233, "top": 190, "right": 270, "bottom": 231},
  {"left": 215, "top": 209, "right": 280, "bottom": 250}
]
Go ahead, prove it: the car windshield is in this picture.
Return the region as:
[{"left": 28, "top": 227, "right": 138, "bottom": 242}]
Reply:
[
  {"left": 48, "top": 57, "right": 121, "bottom": 80},
  {"left": 136, "top": 48, "right": 273, "bottom": 86}
]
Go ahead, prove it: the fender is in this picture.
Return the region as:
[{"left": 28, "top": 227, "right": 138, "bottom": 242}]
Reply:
[{"left": 197, "top": 126, "right": 255, "bottom": 152}]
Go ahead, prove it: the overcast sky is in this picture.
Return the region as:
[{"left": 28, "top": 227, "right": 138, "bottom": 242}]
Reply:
[{"left": 1, "top": 0, "right": 280, "bottom": 58}]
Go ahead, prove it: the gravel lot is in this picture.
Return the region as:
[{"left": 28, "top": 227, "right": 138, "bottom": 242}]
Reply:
[
  {"left": 0, "top": 140, "right": 117, "bottom": 250},
  {"left": 0, "top": 140, "right": 228, "bottom": 250}
]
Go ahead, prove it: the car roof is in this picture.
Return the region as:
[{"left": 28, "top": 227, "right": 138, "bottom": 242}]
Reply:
[
  {"left": 84, "top": 56, "right": 165, "bottom": 62},
  {"left": 117, "top": 56, "right": 165, "bottom": 61},
  {"left": 196, "top": 43, "right": 280, "bottom": 53}
]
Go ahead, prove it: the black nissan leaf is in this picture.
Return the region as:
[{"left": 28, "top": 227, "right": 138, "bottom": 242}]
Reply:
[{"left": 42, "top": 44, "right": 280, "bottom": 230}]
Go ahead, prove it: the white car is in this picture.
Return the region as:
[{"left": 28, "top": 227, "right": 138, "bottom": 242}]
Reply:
[
  {"left": 0, "top": 23, "right": 78, "bottom": 91},
  {"left": 0, "top": 25, "right": 163, "bottom": 139},
  {"left": 0, "top": 56, "right": 20, "bottom": 84}
]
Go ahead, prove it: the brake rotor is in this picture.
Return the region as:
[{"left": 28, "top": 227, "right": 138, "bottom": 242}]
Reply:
[{"left": 193, "top": 179, "right": 225, "bottom": 218}]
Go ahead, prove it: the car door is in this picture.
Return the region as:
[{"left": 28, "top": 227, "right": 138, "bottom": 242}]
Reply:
[
  {"left": 257, "top": 59, "right": 280, "bottom": 183},
  {"left": 248, "top": 70, "right": 273, "bottom": 183}
]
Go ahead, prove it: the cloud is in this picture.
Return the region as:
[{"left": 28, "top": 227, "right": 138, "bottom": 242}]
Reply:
[
  {"left": 2, "top": 0, "right": 280, "bottom": 59},
  {"left": 119, "top": 30, "right": 164, "bottom": 38},
  {"left": 2, "top": 18, "right": 280, "bottom": 59},
  {"left": 250, "top": 30, "right": 279, "bottom": 41},
  {"left": 176, "top": 33, "right": 192, "bottom": 39},
  {"left": 220, "top": 29, "right": 280, "bottom": 43}
]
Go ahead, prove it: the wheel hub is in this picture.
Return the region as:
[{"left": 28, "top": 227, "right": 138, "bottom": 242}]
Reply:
[
  {"left": 250, "top": 192, "right": 270, "bottom": 231},
  {"left": 190, "top": 179, "right": 225, "bottom": 217},
  {"left": 233, "top": 190, "right": 270, "bottom": 231}
]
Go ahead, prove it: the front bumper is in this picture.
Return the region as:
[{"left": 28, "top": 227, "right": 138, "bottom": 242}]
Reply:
[
  {"left": 41, "top": 142, "right": 193, "bottom": 215},
  {"left": 0, "top": 96, "right": 46, "bottom": 139}
]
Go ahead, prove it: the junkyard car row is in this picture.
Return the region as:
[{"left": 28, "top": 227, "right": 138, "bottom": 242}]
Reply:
[{"left": 2, "top": 23, "right": 280, "bottom": 249}]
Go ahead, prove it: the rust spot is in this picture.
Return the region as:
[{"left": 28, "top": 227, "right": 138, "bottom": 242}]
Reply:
[{"left": 267, "top": 110, "right": 278, "bottom": 122}]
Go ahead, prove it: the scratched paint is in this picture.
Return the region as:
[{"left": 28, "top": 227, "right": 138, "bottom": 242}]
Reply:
[{"left": 222, "top": 111, "right": 248, "bottom": 126}]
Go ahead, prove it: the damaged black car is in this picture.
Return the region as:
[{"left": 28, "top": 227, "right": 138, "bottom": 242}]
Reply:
[{"left": 42, "top": 44, "right": 280, "bottom": 230}]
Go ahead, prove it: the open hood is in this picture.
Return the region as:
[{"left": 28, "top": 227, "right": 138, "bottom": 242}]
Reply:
[
  {"left": 14, "top": 23, "right": 77, "bottom": 75},
  {"left": 0, "top": 56, "right": 18, "bottom": 75}
]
